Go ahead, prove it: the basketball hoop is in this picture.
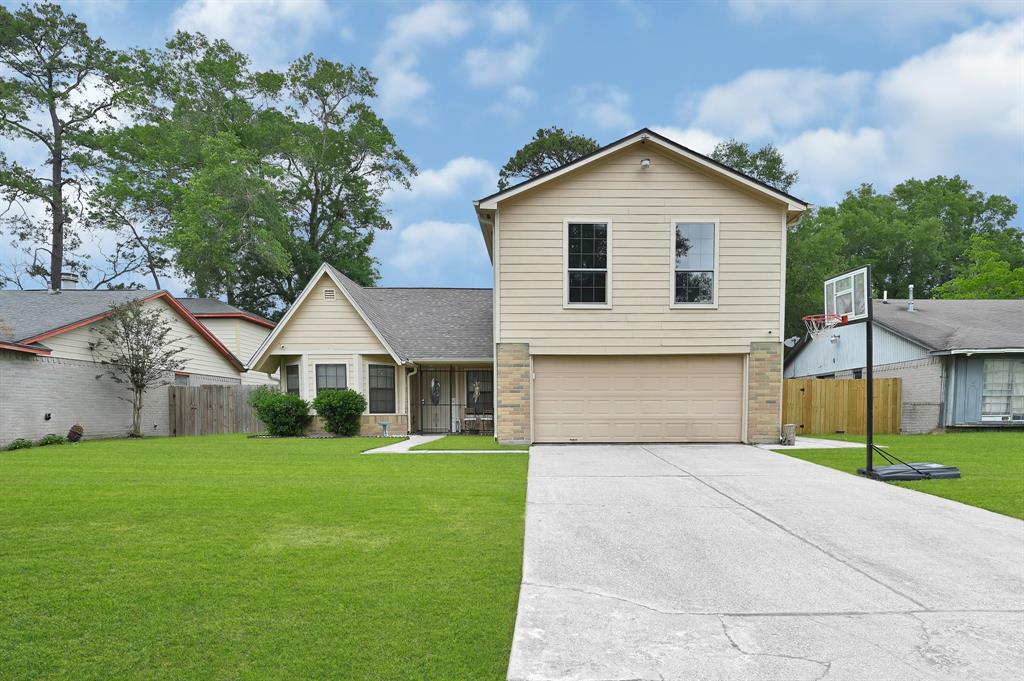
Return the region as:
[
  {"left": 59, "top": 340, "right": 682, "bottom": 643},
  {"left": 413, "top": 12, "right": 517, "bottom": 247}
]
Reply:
[{"left": 802, "top": 313, "right": 845, "bottom": 339}]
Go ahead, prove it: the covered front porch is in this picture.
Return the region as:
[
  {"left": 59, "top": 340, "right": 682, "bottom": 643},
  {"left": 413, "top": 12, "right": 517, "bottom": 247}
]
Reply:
[{"left": 409, "top": 363, "right": 494, "bottom": 435}]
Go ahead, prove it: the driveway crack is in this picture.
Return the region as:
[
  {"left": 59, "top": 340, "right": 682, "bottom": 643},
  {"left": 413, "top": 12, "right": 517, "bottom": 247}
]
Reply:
[{"left": 718, "top": 616, "right": 834, "bottom": 680}]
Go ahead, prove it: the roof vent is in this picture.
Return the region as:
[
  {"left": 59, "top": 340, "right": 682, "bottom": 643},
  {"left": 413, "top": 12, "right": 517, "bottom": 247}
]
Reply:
[
  {"left": 323, "top": 288, "right": 336, "bottom": 301},
  {"left": 907, "top": 284, "right": 914, "bottom": 312},
  {"left": 60, "top": 272, "right": 78, "bottom": 290}
]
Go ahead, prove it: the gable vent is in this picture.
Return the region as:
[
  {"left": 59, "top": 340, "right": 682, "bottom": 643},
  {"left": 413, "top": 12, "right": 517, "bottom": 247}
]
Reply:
[{"left": 323, "top": 288, "right": 336, "bottom": 301}]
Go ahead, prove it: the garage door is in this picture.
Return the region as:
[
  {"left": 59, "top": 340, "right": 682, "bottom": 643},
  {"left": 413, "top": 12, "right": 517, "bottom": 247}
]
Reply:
[{"left": 532, "top": 355, "right": 743, "bottom": 443}]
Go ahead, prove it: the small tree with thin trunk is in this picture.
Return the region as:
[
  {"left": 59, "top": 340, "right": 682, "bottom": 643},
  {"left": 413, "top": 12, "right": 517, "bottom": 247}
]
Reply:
[{"left": 93, "top": 299, "right": 185, "bottom": 437}]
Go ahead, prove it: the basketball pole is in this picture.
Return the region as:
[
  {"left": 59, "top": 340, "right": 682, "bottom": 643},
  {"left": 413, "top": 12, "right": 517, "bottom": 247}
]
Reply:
[{"left": 865, "top": 264, "right": 874, "bottom": 475}]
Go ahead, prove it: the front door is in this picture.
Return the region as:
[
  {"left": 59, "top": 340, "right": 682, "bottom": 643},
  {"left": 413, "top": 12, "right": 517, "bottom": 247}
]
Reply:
[{"left": 419, "top": 368, "right": 454, "bottom": 433}]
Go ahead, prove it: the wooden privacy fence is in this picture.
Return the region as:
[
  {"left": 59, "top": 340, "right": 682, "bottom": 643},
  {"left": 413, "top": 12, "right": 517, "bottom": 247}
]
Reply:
[
  {"left": 783, "top": 378, "right": 901, "bottom": 435},
  {"left": 169, "top": 385, "right": 265, "bottom": 437}
]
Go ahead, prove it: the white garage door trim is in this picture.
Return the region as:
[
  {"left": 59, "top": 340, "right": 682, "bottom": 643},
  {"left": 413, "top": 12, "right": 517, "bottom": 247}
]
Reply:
[{"left": 532, "top": 354, "right": 744, "bottom": 443}]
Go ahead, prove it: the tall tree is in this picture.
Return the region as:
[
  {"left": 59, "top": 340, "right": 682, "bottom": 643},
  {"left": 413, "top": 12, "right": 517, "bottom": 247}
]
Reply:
[
  {"left": 710, "top": 139, "right": 798, "bottom": 192},
  {"left": 498, "top": 126, "right": 598, "bottom": 190},
  {"left": 256, "top": 54, "right": 415, "bottom": 310},
  {"left": 0, "top": 2, "right": 146, "bottom": 289},
  {"left": 785, "top": 177, "right": 1022, "bottom": 337},
  {"left": 93, "top": 299, "right": 186, "bottom": 437},
  {"left": 934, "top": 235, "right": 1024, "bottom": 299}
]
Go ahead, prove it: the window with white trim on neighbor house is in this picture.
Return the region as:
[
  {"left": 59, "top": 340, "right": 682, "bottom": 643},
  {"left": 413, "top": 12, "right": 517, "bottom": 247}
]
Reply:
[
  {"left": 566, "top": 221, "right": 609, "bottom": 304},
  {"left": 315, "top": 364, "right": 346, "bottom": 395},
  {"left": 285, "top": 364, "right": 300, "bottom": 395},
  {"left": 982, "top": 358, "right": 1024, "bottom": 422},
  {"left": 673, "top": 222, "right": 716, "bottom": 305},
  {"left": 368, "top": 364, "right": 396, "bottom": 414}
]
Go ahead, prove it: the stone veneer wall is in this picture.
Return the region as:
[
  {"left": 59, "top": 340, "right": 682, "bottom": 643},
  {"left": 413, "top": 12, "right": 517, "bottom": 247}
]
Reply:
[
  {"left": 746, "top": 341, "right": 782, "bottom": 443},
  {"left": 306, "top": 414, "right": 409, "bottom": 437},
  {"left": 495, "top": 342, "right": 531, "bottom": 444}
]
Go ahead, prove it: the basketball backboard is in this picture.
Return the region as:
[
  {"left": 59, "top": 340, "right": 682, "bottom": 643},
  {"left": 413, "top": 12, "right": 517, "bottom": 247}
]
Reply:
[{"left": 824, "top": 266, "right": 869, "bottom": 321}]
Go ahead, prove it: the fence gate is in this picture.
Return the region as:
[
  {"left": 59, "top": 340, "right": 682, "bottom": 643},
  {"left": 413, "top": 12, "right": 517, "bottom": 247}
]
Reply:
[
  {"left": 169, "top": 385, "right": 265, "bottom": 436},
  {"left": 782, "top": 378, "right": 902, "bottom": 435}
]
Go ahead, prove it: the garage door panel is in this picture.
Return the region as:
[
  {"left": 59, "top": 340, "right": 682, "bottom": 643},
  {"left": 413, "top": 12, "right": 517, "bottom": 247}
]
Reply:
[{"left": 533, "top": 355, "right": 743, "bottom": 443}]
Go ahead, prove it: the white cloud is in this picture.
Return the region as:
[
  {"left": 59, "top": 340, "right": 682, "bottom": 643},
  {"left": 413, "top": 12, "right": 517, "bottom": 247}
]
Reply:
[
  {"left": 780, "top": 127, "right": 889, "bottom": 200},
  {"left": 389, "top": 221, "right": 490, "bottom": 286},
  {"left": 691, "top": 69, "right": 870, "bottom": 139},
  {"left": 172, "top": 0, "right": 332, "bottom": 65},
  {"left": 728, "top": 0, "right": 1022, "bottom": 26},
  {"left": 877, "top": 19, "right": 1024, "bottom": 173},
  {"left": 674, "top": 19, "right": 1024, "bottom": 205},
  {"left": 650, "top": 126, "right": 720, "bottom": 155},
  {"left": 486, "top": 1, "right": 530, "bottom": 33},
  {"left": 490, "top": 85, "right": 536, "bottom": 118},
  {"left": 373, "top": 1, "right": 473, "bottom": 120},
  {"left": 464, "top": 42, "right": 538, "bottom": 87},
  {"left": 388, "top": 157, "right": 496, "bottom": 201},
  {"left": 573, "top": 85, "right": 634, "bottom": 130}
]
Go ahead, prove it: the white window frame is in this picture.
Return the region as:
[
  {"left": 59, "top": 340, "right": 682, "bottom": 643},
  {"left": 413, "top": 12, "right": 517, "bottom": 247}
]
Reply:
[
  {"left": 284, "top": 362, "right": 301, "bottom": 396},
  {"left": 669, "top": 217, "right": 720, "bottom": 309},
  {"left": 313, "top": 362, "right": 349, "bottom": 395},
  {"left": 980, "top": 357, "right": 1024, "bottom": 422},
  {"left": 563, "top": 217, "right": 613, "bottom": 309},
  {"left": 367, "top": 363, "right": 398, "bottom": 415}
]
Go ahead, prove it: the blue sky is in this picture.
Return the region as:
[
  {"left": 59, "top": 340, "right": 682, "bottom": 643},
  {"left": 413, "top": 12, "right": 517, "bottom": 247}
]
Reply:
[{"left": 3, "top": 0, "right": 1023, "bottom": 294}]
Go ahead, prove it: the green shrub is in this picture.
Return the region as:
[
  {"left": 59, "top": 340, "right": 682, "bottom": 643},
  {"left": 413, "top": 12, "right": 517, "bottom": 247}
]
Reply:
[
  {"left": 37, "top": 434, "right": 66, "bottom": 447},
  {"left": 6, "top": 438, "right": 34, "bottom": 451},
  {"left": 249, "top": 387, "right": 311, "bottom": 437},
  {"left": 312, "top": 389, "right": 367, "bottom": 436}
]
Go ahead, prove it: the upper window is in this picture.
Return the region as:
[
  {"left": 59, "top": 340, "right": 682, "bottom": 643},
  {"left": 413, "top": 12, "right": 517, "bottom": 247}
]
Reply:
[
  {"left": 315, "top": 364, "right": 347, "bottom": 395},
  {"left": 368, "top": 364, "right": 396, "bottom": 414},
  {"left": 565, "top": 221, "right": 610, "bottom": 306},
  {"left": 982, "top": 358, "right": 1024, "bottom": 422},
  {"left": 466, "top": 370, "right": 494, "bottom": 414},
  {"left": 285, "top": 364, "right": 300, "bottom": 395},
  {"left": 673, "top": 221, "right": 717, "bottom": 306}
]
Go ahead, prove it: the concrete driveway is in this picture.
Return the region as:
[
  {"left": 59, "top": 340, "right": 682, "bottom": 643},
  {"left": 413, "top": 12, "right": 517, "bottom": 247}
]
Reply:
[{"left": 508, "top": 444, "right": 1023, "bottom": 681}]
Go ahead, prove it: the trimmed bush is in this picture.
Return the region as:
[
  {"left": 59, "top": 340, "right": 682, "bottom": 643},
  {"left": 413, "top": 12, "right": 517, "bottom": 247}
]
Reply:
[
  {"left": 312, "top": 389, "right": 367, "bottom": 436},
  {"left": 249, "top": 387, "right": 311, "bottom": 437},
  {"left": 6, "top": 438, "right": 34, "bottom": 451},
  {"left": 37, "top": 434, "right": 66, "bottom": 447}
]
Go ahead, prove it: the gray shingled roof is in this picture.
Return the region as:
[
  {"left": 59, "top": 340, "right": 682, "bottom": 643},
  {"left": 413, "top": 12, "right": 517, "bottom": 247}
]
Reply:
[
  {"left": 326, "top": 264, "right": 493, "bottom": 361},
  {"left": 0, "top": 289, "right": 153, "bottom": 344},
  {"left": 178, "top": 297, "right": 272, "bottom": 323},
  {"left": 873, "top": 298, "right": 1024, "bottom": 351}
]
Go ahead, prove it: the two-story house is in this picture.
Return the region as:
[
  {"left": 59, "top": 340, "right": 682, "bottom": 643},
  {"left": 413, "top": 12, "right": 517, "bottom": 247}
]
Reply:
[{"left": 248, "top": 129, "right": 808, "bottom": 443}]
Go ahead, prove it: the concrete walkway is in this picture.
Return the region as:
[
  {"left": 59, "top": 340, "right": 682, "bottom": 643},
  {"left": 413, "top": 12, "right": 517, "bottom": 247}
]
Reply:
[
  {"left": 758, "top": 436, "right": 872, "bottom": 450},
  {"left": 509, "top": 444, "right": 1023, "bottom": 681},
  {"left": 363, "top": 434, "right": 528, "bottom": 454}
]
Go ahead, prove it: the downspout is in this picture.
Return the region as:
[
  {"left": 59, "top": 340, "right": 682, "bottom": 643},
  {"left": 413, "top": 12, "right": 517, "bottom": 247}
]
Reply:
[{"left": 406, "top": 363, "right": 419, "bottom": 434}]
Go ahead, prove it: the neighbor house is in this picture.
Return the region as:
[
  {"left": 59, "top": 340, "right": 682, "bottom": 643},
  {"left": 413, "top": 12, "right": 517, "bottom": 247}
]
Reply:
[
  {"left": 785, "top": 298, "right": 1024, "bottom": 432},
  {"left": 178, "top": 297, "right": 278, "bottom": 385},
  {"left": 0, "top": 283, "right": 269, "bottom": 445},
  {"left": 250, "top": 128, "right": 808, "bottom": 443}
]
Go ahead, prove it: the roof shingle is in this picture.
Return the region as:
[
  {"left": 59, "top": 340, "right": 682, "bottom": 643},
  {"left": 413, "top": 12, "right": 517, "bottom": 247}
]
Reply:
[{"left": 872, "top": 298, "right": 1024, "bottom": 351}]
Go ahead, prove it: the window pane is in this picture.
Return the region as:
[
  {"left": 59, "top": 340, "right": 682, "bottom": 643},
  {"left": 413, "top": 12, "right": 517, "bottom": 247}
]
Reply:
[
  {"left": 675, "top": 223, "right": 715, "bottom": 272},
  {"left": 568, "top": 271, "right": 607, "bottom": 304},
  {"left": 286, "top": 365, "right": 300, "bottom": 395},
  {"left": 315, "top": 364, "right": 347, "bottom": 394},
  {"left": 674, "top": 271, "right": 714, "bottom": 304},
  {"left": 369, "top": 365, "right": 396, "bottom": 413},
  {"left": 567, "top": 223, "right": 608, "bottom": 272},
  {"left": 982, "top": 359, "right": 1013, "bottom": 417},
  {"left": 466, "top": 370, "right": 494, "bottom": 413}
]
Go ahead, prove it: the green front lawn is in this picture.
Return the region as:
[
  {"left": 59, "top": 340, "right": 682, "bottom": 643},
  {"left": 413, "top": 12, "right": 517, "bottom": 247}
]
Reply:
[
  {"left": 0, "top": 434, "right": 528, "bottom": 680},
  {"left": 774, "top": 431, "right": 1024, "bottom": 519},
  {"left": 411, "top": 435, "right": 528, "bottom": 451}
]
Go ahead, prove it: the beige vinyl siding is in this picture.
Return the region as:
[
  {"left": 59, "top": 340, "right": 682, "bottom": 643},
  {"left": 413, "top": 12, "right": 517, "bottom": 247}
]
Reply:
[
  {"left": 200, "top": 317, "right": 277, "bottom": 385},
  {"left": 43, "top": 297, "right": 240, "bottom": 380},
  {"left": 270, "top": 274, "right": 387, "bottom": 354},
  {"left": 497, "top": 146, "right": 786, "bottom": 355}
]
